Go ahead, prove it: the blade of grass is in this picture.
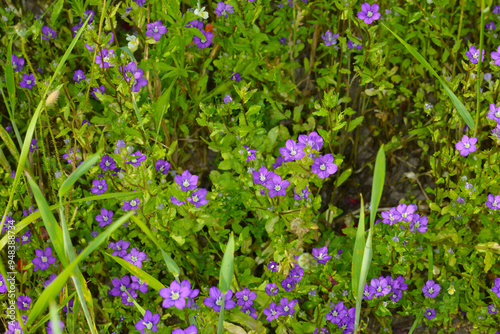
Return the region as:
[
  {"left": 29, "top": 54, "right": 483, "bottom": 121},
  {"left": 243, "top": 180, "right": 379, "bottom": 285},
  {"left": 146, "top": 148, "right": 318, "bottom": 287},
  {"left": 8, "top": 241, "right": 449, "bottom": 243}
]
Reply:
[
  {"left": 354, "top": 146, "right": 386, "bottom": 330},
  {"left": 409, "top": 309, "right": 424, "bottom": 334},
  {"left": 26, "top": 211, "right": 134, "bottom": 326},
  {"left": 105, "top": 253, "right": 166, "bottom": 291},
  {"left": 30, "top": 293, "right": 76, "bottom": 333},
  {"left": 219, "top": 233, "right": 235, "bottom": 293},
  {"left": 49, "top": 302, "right": 64, "bottom": 334},
  {"left": 352, "top": 195, "right": 365, "bottom": 297},
  {"left": 1, "top": 15, "right": 91, "bottom": 247},
  {"left": 381, "top": 23, "right": 474, "bottom": 129},
  {"left": 130, "top": 215, "right": 181, "bottom": 278},
  {"left": 58, "top": 152, "right": 101, "bottom": 197},
  {"left": 0, "top": 124, "right": 20, "bottom": 162},
  {"left": 475, "top": 0, "right": 485, "bottom": 135},
  {"left": 217, "top": 296, "right": 226, "bottom": 334},
  {"left": 427, "top": 244, "right": 434, "bottom": 281}
]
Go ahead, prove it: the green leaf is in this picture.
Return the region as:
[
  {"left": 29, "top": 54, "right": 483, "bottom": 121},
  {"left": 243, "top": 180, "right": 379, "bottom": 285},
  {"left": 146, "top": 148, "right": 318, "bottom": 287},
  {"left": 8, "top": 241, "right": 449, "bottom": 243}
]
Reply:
[
  {"left": 370, "top": 145, "right": 386, "bottom": 228},
  {"left": 51, "top": 0, "right": 64, "bottom": 26},
  {"left": 352, "top": 196, "right": 365, "bottom": 297},
  {"left": 219, "top": 233, "right": 235, "bottom": 293},
  {"left": 105, "top": 254, "right": 166, "bottom": 291},
  {"left": 335, "top": 168, "right": 352, "bottom": 187},
  {"left": 59, "top": 152, "right": 101, "bottom": 197},
  {"left": 26, "top": 211, "right": 134, "bottom": 326},
  {"left": 348, "top": 116, "right": 364, "bottom": 132},
  {"left": 381, "top": 23, "right": 474, "bottom": 129},
  {"left": 0, "top": 124, "right": 19, "bottom": 162}
]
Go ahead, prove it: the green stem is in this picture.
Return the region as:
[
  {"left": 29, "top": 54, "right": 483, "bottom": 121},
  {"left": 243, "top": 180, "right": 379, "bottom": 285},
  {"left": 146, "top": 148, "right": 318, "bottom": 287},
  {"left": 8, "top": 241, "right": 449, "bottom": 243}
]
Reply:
[{"left": 474, "top": 0, "right": 485, "bottom": 135}]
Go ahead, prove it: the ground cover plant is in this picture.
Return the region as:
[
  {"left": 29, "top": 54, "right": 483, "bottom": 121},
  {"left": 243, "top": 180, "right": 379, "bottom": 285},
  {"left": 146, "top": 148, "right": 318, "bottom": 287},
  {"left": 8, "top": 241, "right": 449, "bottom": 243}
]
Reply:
[{"left": 1, "top": 0, "right": 500, "bottom": 333}]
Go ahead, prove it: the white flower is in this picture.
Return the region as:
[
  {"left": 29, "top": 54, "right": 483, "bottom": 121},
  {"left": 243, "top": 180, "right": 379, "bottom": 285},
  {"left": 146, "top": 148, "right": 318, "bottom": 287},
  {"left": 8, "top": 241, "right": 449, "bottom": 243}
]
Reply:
[
  {"left": 126, "top": 34, "right": 139, "bottom": 53},
  {"left": 194, "top": 1, "right": 208, "bottom": 19},
  {"left": 55, "top": 171, "right": 61, "bottom": 178}
]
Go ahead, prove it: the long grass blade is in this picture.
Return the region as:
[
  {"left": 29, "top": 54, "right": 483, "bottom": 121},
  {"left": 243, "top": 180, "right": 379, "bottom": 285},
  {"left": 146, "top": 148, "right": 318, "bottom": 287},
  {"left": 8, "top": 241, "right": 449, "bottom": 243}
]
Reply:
[
  {"left": 105, "top": 253, "right": 166, "bottom": 291},
  {"left": 352, "top": 195, "right": 365, "bottom": 297},
  {"left": 29, "top": 293, "right": 76, "bottom": 333},
  {"left": 381, "top": 23, "right": 474, "bottom": 129},
  {"left": 58, "top": 152, "right": 101, "bottom": 197},
  {"left": 49, "top": 302, "right": 63, "bottom": 334},
  {"left": 26, "top": 211, "right": 134, "bottom": 326}
]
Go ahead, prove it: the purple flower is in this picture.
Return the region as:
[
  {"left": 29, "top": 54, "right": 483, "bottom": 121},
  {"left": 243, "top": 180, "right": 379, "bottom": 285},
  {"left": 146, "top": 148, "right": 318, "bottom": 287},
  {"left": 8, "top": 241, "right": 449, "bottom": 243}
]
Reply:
[
  {"left": 215, "top": 2, "right": 234, "bottom": 17},
  {"left": 73, "top": 69, "right": 86, "bottom": 83},
  {"left": 91, "top": 85, "right": 105, "bottom": 99},
  {"left": 175, "top": 170, "right": 199, "bottom": 191},
  {"left": 83, "top": 9, "right": 95, "bottom": 23},
  {"left": 127, "top": 151, "right": 147, "bottom": 167},
  {"left": 243, "top": 145, "right": 257, "bottom": 161},
  {"left": 347, "top": 37, "right": 363, "bottom": 50},
  {"left": 111, "top": 239, "right": 130, "bottom": 257},
  {"left": 7, "top": 322, "right": 24, "bottom": 334},
  {"left": 127, "top": 67, "right": 148, "bottom": 93},
  {"left": 394, "top": 204, "right": 417, "bottom": 222},
  {"left": 493, "top": 278, "right": 500, "bottom": 298},
  {"left": 155, "top": 159, "right": 171, "bottom": 175},
  {"left": 12, "top": 54, "right": 25, "bottom": 72},
  {"left": 171, "top": 196, "right": 186, "bottom": 206},
  {"left": 187, "top": 188, "right": 209, "bottom": 208},
  {"left": 409, "top": 213, "right": 428, "bottom": 233},
  {"left": 110, "top": 275, "right": 131, "bottom": 296},
  {"left": 357, "top": 3, "right": 381, "bottom": 24},
  {"left": 43, "top": 274, "right": 57, "bottom": 288},
  {"left": 236, "top": 288, "right": 257, "bottom": 308},
  {"left": 311, "top": 154, "right": 338, "bottom": 179},
  {"left": 193, "top": 30, "right": 213, "bottom": 49},
  {"left": 381, "top": 207, "right": 399, "bottom": 225},
  {"left": 298, "top": 131, "right": 324, "bottom": 151},
  {"left": 293, "top": 186, "right": 309, "bottom": 200},
  {"left": 268, "top": 261, "right": 279, "bottom": 272},
  {"left": 90, "top": 230, "right": 98, "bottom": 238},
  {"left": 223, "top": 94, "right": 232, "bottom": 103},
  {"left": 326, "top": 301, "right": 347, "bottom": 324},
  {"left": 241, "top": 306, "right": 257, "bottom": 319},
  {"left": 253, "top": 166, "right": 270, "bottom": 185},
  {"left": 20, "top": 73, "right": 36, "bottom": 89},
  {"left": 368, "top": 277, "right": 390, "bottom": 297},
  {"left": 121, "top": 289, "right": 138, "bottom": 306},
  {"left": 122, "top": 198, "right": 140, "bottom": 211},
  {"left": 265, "top": 174, "right": 290, "bottom": 198},
  {"left": 455, "top": 135, "right": 478, "bottom": 157},
  {"left": 42, "top": 26, "right": 57, "bottom": 40},
  {"left": 5, "top": 125, "right": 12, "bottom": 133},
  {"left": 135, "top": 310, "right": 160, "bottom": 333},
  {"left": 17, "top": 295, "right": 31, "bottom": 310},
  {"left": 265, "top": 283, "right": 278, "bottom": 296},
  {"left": 493, "top": 46, "right": 500, "bottom": 66},
  {"left": 203, "top": 287, "right": 235, "bottom": 312},
  {"left": 90, "top": 179, "right": 108, "bottom": 195},
  {"left": 312, "top": 246, "right": 331, "bottom": 264},
  {"left": 488, "top": 103, "right": 500, "bottom": 123},
  {"left": 389, "top": 289, "right": 403, "bottom": 302},
  {"left": 263, "top": 302, "right": 282, "bottom": 321},
  {"left": 159, "top": 280, "right": 191, "bottom": 309},
  {"left": 146, "top": 20, "right": 167, "bottom": 41},
  {"left": 279, "top": 139, "right": 306, "bottom": 161},
  {"left": 2, "top": 215, "right": 15, "bottom": 233},
  {"left": 425, "top": 308, "right": 436, "bottom": 320},
  {"left": 106, "top": 32, "right": 114, "bottom": 45},
  {"left": 63, "top": 299, "right": 74, "bottom": 313},
  {"left": 279, "top": 37, "right": 287, "bottom": 45},
  {"left": 422, "top": 280, "right": 441, "bottom": 298},
  {"left": 172, "top": 325, "right": 197, "bottom": 334},
  {"left": 99, "top": 155, "right": 116, "bottom": 171},
  {"left": 95, "top": 48, "right": 115, "bottom": 69},
  {"left": 277, "top": 297, "right": 297, "bottom": 316},
  {"left": 281, "top": 277, "right": 296, "bottom": 292},
  {"left": 187, "top": 19, "right": 204, "bottom": 31},
  {"left": 465, "top": 46, "right": 485, "bottom": 64},
  {"left": 131, "top": 275, "right": 149, "bottom": 293},
  {"left": 47, "top": 320, "right": 65, "bottom": 334},
  {"left": 230, "top": 72, "right": 241, "bottom": 82},
  {"left": 486, "top": 22, "right": 496, "bottom": 31},
  {"left": 29, "top": 138, "right": 38, "bottom": 153},
  {"left": 181, "top": 280, "right": 200, "bottom": 309},
  {"left": 289, "top": 266, "right": 304, "bottom": 282},
  {"left": 494, "top": 5, "right": 500, "bottom": 14},
  {"left": 135, "top": 0, "right": 146, "bottom": 6},
  {"left": 488, "top": 304, "right": 498, "bottom": 314},
  {"left": 32, "top": 246, "right": 56, "bottom": 271},
  {"left": 273, "top": 156, "right": 285, "bottom": 169},
  {"left": 95, "top": 208, "right": 114, "bottom": 227},
  {"left": 321, "top": 30, "right": 339, "bottom": 46},
  {"left": 486, "top": 194, "right": 500, "bottom": 210},
  {"left": 16, "top": 229, "right": 31, "bottom": 244},
  {"left": 124, "top": 247, "right": 147, "bottom": 268}
]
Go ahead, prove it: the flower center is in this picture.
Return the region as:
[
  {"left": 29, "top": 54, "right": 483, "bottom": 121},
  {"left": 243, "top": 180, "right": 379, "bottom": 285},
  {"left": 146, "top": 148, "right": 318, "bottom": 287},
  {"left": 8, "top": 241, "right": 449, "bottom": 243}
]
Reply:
[
  {"left": 284, "top": 306, "right": 289, "bottom": 312},
  {"left": 153, "top": 26, "right": 158, "bottom": 33},
  {"left": 402, "top": 212, "right": 407, "bottom": 218},
  {"left": 183, "top": 180, "right": 190, "bottom": 187},
  {"left": 98, "top": 185, "right": 102, "bottom": 190},
  {"left": 22, "top": 236, "right": 28, "bottom": 241},
  {"left": 104, "top": 56, "right": 109, "bottom": 63},
  {"left": 290, "top": 150, "right": 296, "bottom": 156},
  {"left": 377, "top": 286, "right": 382, "bottom": 292},
  {"left": 320, "top": 164, "right": 326, "bottom": 171},
  {"left": 171, "top": 291, "right": 180, "bottom": 300},
  {"left": 367, "top": 11, "right": 373, "bottom": 17},
  {"left": 464, "top": 143, "right": 470, "bottom": 148},
  {"left": 160, "top": 166, "right": 164, "bottom": 171},
  {"left": 333, "top": 310, "right": 338, "bottom": 317},
  {"left": 260, "top": 174, "right": 266, "bottom": 181},
  {"left": 41, "top": 256, "right": 47, "bottom": 262},
  {"left": 130, "top": 200, "right": 137, "bottom": 207},
  {"left": 428, "top": 287, "right": 434, "bottom": 294},
  {"left": 215, "top": 297, "right": 222, "bottom": 306},
  {"left": 23, "top": 302, "right": 28, "bottom": 308},
  {"left": 192, "top": 195, "right": 199, "bottom": 202},
  {"left": 318, "top": 254, "right": 324, "bottom": 259},
  {"left": 389, "top": 214, "right": 394, "bottom": 221},
  {"left": 131, "top": 256, "right": 138, "bottom": 262},
  {"left": 27, "top": 80, "right": 32, "bottom": 84},
  {"left": 243, "top": 295, "right": 248, "bottom": 301},
  {"left": 274, "top": 185, "right": 281, "bottom": 191},
  {"left": 120, "top": 285, "right": 126, "bottom": 291},
  {"left": 144, "top": 322, "right": 153, "bottom": 330},
  {"left": 493, "top": 201, "right": 498, "bottom": 207},
  {"left": 105, "top": 161, "right": 110, "bottom": 166}
]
